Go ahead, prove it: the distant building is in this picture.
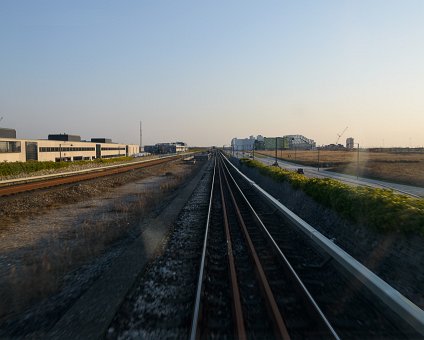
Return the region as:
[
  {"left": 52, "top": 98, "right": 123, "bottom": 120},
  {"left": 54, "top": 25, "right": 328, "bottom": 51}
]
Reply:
[
  {"left": 231, "top": 134, "right": 316, "bottom": 151},
  {"left": 322, "top": 143, "right": 345, "bottom": 150},
  {"left": 144, "top": 142, "right": 188, "bottom": 154},
  {"left": 285, "top": 135, "right": 316, "bottom": 150},
  {"left": 91, "top": 138, "right": 112, "bottom": 143},
  {"left": 48, "top": 134, "right": 81, "bottom": 142},
  {"left": 0, "top": 128, "right": 17, "bottom": 139},
  {"left": 263, "top": 137, "right": 287, "bottom": 150},
  {"left": 346, "top": 137, "right": 354, "bottom": 150},
  {"left": 1, "top": 132, "right": 139, "bottom": 163},
  {"left": 231, "top": 137, "right": 255, "bottom": 151},
  {"left": 175, "top": 142, "right": 188, "bottom": 153}
]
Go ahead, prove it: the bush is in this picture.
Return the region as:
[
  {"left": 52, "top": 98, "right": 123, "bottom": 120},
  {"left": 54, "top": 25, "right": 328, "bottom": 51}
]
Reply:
[
  {"left": 240, "top": 159, "right": 424, "bottom": 235},
  {"left": 0, "top": 157, "right": 133, "bottom": 177},
  {"left": 0, "top": 161, "right": 69, "bottom": 176}
]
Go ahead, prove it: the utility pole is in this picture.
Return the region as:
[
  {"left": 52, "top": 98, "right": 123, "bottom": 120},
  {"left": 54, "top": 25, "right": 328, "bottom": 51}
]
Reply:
[{"left": 140, "top": 120, "right": 143, "bottom": 152}]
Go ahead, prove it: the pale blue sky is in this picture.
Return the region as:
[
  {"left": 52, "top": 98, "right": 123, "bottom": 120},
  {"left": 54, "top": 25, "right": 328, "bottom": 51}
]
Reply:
[{"left": 1, "top": 1, "right": 424, "bottom": 147}]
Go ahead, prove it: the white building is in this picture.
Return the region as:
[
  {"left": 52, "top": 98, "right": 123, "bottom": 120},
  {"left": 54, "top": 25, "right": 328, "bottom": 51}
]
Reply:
[
  {"left": 175, "top": 142, "right": 189, "bottom": 153},
  {"left": 231, "top": 136, "right": 257, "bottom": 151},
  {"left": 0, "top": 136, "right": 139, "bottom": 163}
]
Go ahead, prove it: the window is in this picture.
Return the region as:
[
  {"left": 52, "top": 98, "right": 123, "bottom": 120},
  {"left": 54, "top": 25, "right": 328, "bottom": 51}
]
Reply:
[{"left": 0, "top": 141, "right": 21, "bottom": 153}]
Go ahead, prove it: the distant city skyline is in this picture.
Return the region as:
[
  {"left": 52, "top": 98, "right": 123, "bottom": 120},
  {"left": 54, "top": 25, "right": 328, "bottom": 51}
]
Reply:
[{"left": 1, "top": 1, "right": 424, "bottom": 148}]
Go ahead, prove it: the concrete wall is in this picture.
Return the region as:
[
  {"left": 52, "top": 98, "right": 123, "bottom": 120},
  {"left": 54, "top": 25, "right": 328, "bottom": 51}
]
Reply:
[{"left": 0, "top": 139, "right": 25, "bottom": 162}]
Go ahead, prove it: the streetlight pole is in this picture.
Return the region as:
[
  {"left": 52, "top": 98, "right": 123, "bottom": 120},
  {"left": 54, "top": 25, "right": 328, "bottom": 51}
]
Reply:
[
  {"left": 273, "top": 137, "right": 279, "bottom": 166},
  {"left": 280, "top": 138, "right": 282, "bottom": 158},
  {"left": 291, "top": 137, "right": 296, "bottom": 162},
  {"left": 356, "top": 143, "right": 360, "bottom": 179},
  {"left": 317, "top": 146, "right": 320, "bottom": 171},
  {"left": 59, "top": 144, "right": 62, "bottom": 162}
]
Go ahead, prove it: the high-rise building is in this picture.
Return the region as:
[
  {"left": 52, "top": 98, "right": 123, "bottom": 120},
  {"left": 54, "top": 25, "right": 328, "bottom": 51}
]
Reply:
[{"left": 346, "top": 137, "right": 354, "bottom": 150}]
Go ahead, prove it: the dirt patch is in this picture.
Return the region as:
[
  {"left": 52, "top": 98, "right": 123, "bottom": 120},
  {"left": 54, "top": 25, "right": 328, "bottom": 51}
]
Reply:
[
  {"left": 257, "top": 150, "right": 424, "bottom": 187},
  {"left": 0, "top": 160, "right": 201, "bottom": 336}
]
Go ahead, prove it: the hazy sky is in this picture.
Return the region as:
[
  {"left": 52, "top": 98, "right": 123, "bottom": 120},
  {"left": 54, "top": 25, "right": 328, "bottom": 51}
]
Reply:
[{"left": 1, "top": 1, "right": 424, "bottom": 147}]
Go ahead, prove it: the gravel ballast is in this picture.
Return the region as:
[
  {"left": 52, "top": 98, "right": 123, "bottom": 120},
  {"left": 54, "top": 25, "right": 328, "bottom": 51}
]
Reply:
[{"left": 107, "top": 161, "right": 214, "bottom": 339}]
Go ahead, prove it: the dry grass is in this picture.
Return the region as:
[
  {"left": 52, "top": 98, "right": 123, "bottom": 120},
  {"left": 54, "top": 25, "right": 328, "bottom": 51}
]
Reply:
[
  {"left": 256, "top": 150, "right": 424, "bottom": 187},
  {"left": 0, "top": 163, "right": 196, "bottom": 319}
]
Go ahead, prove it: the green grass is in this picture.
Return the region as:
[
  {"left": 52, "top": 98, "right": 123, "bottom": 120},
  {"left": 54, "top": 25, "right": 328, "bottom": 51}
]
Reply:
[
  {"left": 0, "top": 157, "right": 134, "bottom": 177},
  {"left": 240, "top": 158, "right": 424, "bottom": 235}
]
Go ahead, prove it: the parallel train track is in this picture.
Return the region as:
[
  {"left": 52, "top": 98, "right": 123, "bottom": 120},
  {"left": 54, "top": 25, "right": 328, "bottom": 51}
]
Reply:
[
  {"left": 0, "top": 155, "right": 181, "bottom": 197},
  {"left": 189, "top": 152, "right": 423, "bottom": 339}
]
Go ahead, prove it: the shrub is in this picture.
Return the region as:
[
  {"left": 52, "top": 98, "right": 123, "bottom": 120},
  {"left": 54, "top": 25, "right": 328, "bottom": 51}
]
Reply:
[
  {"left": 0, "top": 157, "right": 133, "bottom": 177},
  {"left": 0, "top": 161, "right": 69, "bottom": 176},
  {"left": 240, "top": 159, "right": 424, "bottom": 235}
]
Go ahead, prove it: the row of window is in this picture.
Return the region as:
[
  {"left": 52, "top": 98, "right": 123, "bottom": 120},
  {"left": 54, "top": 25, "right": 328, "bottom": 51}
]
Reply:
[
  {"left": 55, "top": 156, "right": 92, "bottom": 162},
  {"left": 0, "top": 141, "right": 21, "bottom": 153},
  {"left": 101, "top": 147, "right": 126, "bottom": 151},
  {"left": 39, "top": 147, "right": 96, "bottom": 152}
]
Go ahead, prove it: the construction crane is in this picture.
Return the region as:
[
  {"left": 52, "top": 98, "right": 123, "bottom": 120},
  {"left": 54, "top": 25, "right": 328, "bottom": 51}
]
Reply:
[{"left": 336, "top": 126, "right": 348, "bottom": 145}]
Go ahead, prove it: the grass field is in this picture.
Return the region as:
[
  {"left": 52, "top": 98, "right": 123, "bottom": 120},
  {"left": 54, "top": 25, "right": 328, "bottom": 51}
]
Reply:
[{"left": 256, "top": 150, "right": 424, "bottom": 187}]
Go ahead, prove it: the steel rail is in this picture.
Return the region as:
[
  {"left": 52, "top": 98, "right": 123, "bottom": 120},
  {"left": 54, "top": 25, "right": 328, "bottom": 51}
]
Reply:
[
  {"left": 221, "top": 160, "right": 291, "bottom": 340},
  {"left": 218, "top": 159, "right": 247, "bottom": 340},
  {"left": 0, "top": 154, "right": 185, "bottom": 187},
  {"left": 222, "top": 152, "right": 424, "bottom": 336},
  {"left": 189, "top": 156, "right": 216, "bottom": 340},
  {"left": 220, "top": 152, "right": 340, "bottom": 339},
  {"left": 0, "top": 155, "right": 181, "bottom": 197}
]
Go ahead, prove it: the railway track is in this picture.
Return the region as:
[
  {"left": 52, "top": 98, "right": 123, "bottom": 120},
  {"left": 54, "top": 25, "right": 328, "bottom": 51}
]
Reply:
[
  {"left": 0, "top": 155, "right": 181, "bottom": 197},
  {"left": 190, "top": 154, "right": 338, "bottom": 339},
  {"left": 189, "top": 151, "right": 424, "bottom": 339}
]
